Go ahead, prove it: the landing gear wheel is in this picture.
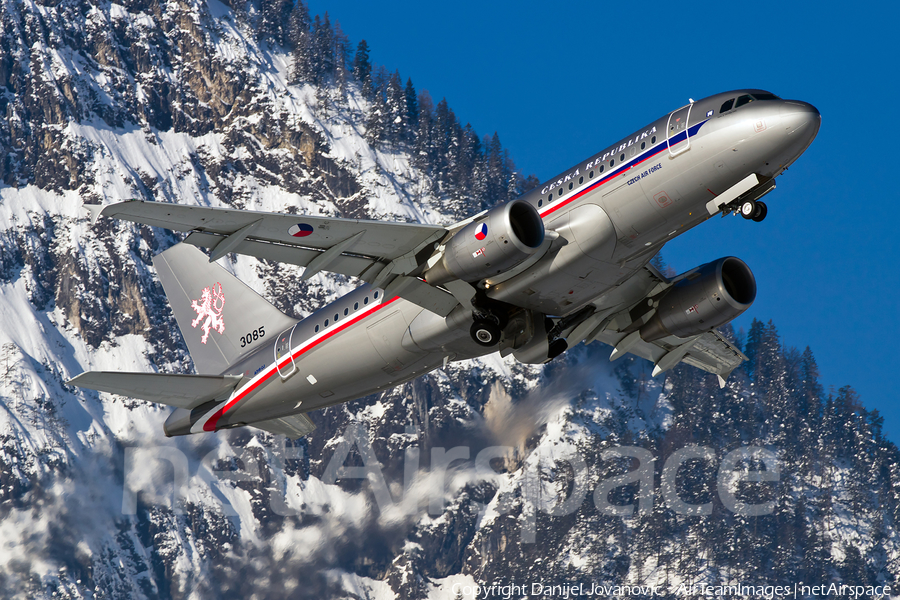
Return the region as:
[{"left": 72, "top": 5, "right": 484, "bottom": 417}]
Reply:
[
  {"left": 751, "top": 201, "right": 768, "bottom": 222},
  {"left": 470, "top": 320, "right": 501, "bottom": 347},
  {"left": 740, "top": 199, "right": 757, "bottom": 219}
]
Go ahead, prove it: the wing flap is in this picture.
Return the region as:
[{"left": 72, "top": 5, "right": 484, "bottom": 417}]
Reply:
[
  {"left": 680, "top": 329, "right": 746, "bottom": 375},
  {"left": 184, "top": 231, "right": 376, "bottom": 278},
  {"left": 252, "top": 413, "right": 317, "bottom": 439},
  {"left": 593, "top": 329, "right": 745, "bottom": 380},
  {"left": 68, "top": 372, "right": 243, "bottom": 409}
]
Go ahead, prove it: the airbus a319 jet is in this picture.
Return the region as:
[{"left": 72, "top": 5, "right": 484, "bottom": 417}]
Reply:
[{"left": 70, "top": 90, "right": 820, "bottom": 440}]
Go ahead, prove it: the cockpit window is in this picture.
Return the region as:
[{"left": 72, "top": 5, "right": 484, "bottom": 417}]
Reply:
[
  {"left": 735, "top": 94, "right": 754, "bottom": 108},
  {"left": 720, "top": 98, "right": 735, "bottom": 113},
  {"left": 752, "top": 92, "right": 780, "bottom": 101}
]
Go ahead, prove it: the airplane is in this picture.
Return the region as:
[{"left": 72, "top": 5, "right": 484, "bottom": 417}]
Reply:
[{"left": 69, "top": 89, "right": 820, "bottom": 440}]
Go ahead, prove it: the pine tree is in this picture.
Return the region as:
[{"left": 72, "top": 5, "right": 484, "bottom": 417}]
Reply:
[
  {"left": 365, "top": 89, "right": 387, "bottom": 145},
  {"left": 288, "top": 1, "right": 313, "bottom": 84},
  {"left": 485, "top": 132, "right": 511, "bottom": 206},
  {"left": 519, "top": 173, "right": 540, "bottom": 194},
  {"left": 413, "top": 89, "right": 434, "bottom": 170},
  {"left": 353, "top": 40, "right": 372, "bottom": 92},
  {"left": 743, "top": 318, "right": 765, "bottom": 380},
  {"left": 258, "top": 0, "right": 293, "bottom": 46},
  {"left": 364, "top": 66, "right": 390, "bottom": 145},
  {"left": 308, "top": 14, "right": 335, "bottom": 84},
  {"left": 432, "top": 98, "right": 458, "bottom": 190},
  {"left": 454, "top": 123, "right": 481, "bottom": 198},
  {"left": 332, "top": 21, "right": 352, "bottom": 97},
  {"left": 404, "top": 78, "right": 419, "bottom": 137},
  {"left": 385, "top": 70, "right": 406, "bottom": 145}
]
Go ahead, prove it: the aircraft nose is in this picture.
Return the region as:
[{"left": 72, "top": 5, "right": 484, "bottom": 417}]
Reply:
[{"left": 781, "top": 100, "right": 821, "bottom": 144}]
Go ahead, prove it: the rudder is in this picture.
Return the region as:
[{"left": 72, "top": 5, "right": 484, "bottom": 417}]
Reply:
[{"left": 153, "top": 243, "right": 297, "bottom": 374}]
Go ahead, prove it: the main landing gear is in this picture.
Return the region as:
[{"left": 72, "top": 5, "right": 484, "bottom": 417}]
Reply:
[
  {"left": 739, "top": 199, "right": 767, "bottom": 222},
  {"left": 470, "top": 320, "right": 501, "bottom": 347},
  {"left": 467, "top": 289, "right": 513, "bottom": 347}
]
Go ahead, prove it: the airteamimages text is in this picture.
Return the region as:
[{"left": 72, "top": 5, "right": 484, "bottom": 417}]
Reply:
[{"left": 449, "top": 582, "right": 892, "bottom": 599}]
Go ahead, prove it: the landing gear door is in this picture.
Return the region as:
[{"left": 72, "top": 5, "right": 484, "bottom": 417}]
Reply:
[
  {"left": 666, "top": 103, "right": 693, "bottom": 157},
  {"left": 275, "top": 325, "right": 296, "bottom": 379}
]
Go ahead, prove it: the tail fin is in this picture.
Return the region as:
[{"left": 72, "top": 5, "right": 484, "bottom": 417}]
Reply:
[{"left": 153, "top": 243, "right": 297, "bottom": 374}]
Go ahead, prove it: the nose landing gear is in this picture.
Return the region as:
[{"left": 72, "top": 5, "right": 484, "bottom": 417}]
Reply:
[{"left": 739, "top": 199, "right": 767, "bottom": 222}]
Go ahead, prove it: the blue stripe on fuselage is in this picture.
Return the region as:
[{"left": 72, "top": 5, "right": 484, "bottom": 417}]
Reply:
[{"left": 539, "top": 119, "right": 708, "bottom": 218}]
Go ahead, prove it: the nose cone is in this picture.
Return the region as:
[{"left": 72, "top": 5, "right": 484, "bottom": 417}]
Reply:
[{"left": 782, "top": 100, "right": 821, "bottom": 144}]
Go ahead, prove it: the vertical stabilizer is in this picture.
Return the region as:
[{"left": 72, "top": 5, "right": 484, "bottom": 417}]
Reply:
[{"left": 153, "top": 243, "right": 297, "bottom": 374}]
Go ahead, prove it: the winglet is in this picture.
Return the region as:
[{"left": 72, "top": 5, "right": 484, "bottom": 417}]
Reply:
[
  {"left": 84, "top": 203, "right": 106, "bottom": 225},
  {"left": 716, "top": 368, "right": 735, "bottom": 389}
]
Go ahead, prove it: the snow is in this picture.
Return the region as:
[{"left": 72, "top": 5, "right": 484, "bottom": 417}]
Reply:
[{"left": 0, "top": 0, "right": 891, "bottom": 595}]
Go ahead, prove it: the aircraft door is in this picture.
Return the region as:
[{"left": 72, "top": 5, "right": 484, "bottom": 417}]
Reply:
[
  {"left": 666, "top": 103, "right": 693, "bottom": 157},
  {"left": 275, "top": 325, "right": 297, "bottom": 379}
]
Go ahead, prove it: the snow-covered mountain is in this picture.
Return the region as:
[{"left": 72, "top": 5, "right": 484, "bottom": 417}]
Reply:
[{"left": 0, "top": 1, "right": 898, "bottom": 598}]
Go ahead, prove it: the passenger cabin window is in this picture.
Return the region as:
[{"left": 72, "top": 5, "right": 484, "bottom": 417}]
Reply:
[
  {"left": 651, "top": 136, "right": 657, "bottom": 144},
  {"left": 538, "top": 199, "right": 543, "bottom": 207},
  {"left": 579, "top": 176, "right": 583, "bottom": 184},
  {"left": 735, "top": 94, "right": 754, "bottom": 108},
  {"left": 324, "top": 319, "right": 329, "bottom": 326},
  {"left": 354, "top": 302, "right": 359, "bottom": 310},
  {"left": 374, "top": 291, "right": 379, "bottom": 299},
  {"left": 568, "top": 182, "right": 573, "bottom": 190},
  {"left": 599, "top": 165, "right": 604, "bottom": 173},
  {"left": 344, "top": 308, "right": 349, "bottom": 316},
  {"left": 720, "top": 98, "right": 735, "bottom": 113},
  {"left": 315, "top": 324, "right": 320, "bottom": 332}
]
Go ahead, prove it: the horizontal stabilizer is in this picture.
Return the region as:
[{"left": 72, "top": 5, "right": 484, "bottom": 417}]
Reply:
[
  {"left": 68, "top": 371, "right": 243, "bottom": 409},
  {"left": 252, "top": 413, "right": 317, "bottom": 439}
]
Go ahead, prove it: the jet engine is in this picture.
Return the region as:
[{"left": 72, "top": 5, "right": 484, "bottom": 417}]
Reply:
[
  {"left": 640, "top": 257, "right": 756, "bottom": 342},
  {"left": 424, "top": 200, "right": 545, "bottom": 285}
]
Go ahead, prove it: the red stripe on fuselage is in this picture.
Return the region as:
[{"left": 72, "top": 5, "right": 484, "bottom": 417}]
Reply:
[{"left": 203, "top": 295, "right": 400, "bottom": 432}]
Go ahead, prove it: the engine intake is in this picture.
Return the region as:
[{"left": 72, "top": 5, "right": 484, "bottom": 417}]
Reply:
[
  {"left": 424, "top": 200, "right": 545, "bottom": 285},
  {"left": 640, "top": 257, "right": 756, "bottom": 342}
]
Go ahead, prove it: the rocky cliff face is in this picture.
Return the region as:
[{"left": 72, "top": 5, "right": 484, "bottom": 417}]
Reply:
[{"left": 0, "top": 1, "right": 898, "bottom": 599}]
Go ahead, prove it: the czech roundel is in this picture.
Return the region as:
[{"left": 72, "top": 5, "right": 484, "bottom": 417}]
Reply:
[
  {"left": 474, "top": 223, "right": 488, "bottom": 241},
  {"left": 288, "top": 223, "right": 314, "bottom": 237}
]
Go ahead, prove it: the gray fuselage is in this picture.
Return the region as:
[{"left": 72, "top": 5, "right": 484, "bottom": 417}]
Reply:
[{"left": 177, "top": 89, "right": 820, "bottom": 435}]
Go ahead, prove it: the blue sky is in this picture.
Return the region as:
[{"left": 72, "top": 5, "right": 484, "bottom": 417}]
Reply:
[{"left": 308, "top": 0, "right": 900, "bottom": 440}]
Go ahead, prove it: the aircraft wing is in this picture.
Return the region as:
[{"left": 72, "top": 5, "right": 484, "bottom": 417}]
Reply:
[
  {"left": 68, "top": 371, "right": 243, "bottom": 409},
  {"left": 591, "top": 328, "right": 747, "bottom": 386},
  {"left": 560, "top": 264, "right": 747, "bottom": 385},
  {"left": 88, "top": 200, "right": 461, "bottom": 316},
  {"left": 252, "top": 414, "right": 317, "bottom": 440}
]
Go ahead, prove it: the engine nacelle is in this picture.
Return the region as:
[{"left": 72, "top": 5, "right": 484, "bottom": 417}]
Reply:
[
  {"left": 640, "top": 257, "right": 756, "bottom": 342},
  {"left": 424, "top": 200, "right": 545, "bottom": 285}
]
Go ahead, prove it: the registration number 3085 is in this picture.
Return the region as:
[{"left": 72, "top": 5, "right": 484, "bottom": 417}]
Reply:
[{"left": 240, "top": 326, "right": 265, "bottom": 348}]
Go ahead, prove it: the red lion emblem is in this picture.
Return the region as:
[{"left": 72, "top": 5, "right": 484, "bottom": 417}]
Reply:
[{"left": 190, "top": 282, "right": 225, "bottom": 344}]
